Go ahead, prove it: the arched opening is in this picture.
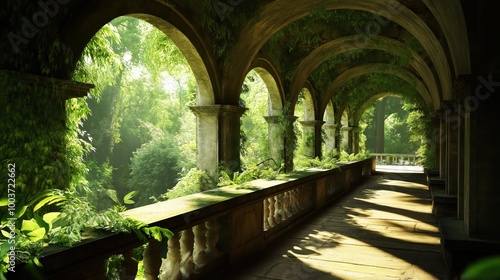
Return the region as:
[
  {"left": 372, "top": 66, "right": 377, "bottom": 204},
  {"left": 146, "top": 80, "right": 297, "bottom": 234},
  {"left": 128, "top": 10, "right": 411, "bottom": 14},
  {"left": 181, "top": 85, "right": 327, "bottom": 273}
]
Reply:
[
  {"left": 295, "top": 87, "right": 316, "bottom": 160},
  {"left": 360, "top": 95, "right": 433, "bottom": 168},
  {"left": 240, "top": 70, "right": 271, "bottom": 166},
  {"left": 73, "top": 16, "right": 199, "bottom": 209}
]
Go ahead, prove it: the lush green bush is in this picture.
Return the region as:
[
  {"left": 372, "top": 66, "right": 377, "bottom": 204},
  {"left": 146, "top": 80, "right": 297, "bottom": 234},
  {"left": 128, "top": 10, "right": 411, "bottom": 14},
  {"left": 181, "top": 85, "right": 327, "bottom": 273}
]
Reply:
[
  {"left": 154, "top": 168, "right": 215, "bottom": 201},
  {"left": 128, "top": 135, "right": 181, "bottom": 206}
]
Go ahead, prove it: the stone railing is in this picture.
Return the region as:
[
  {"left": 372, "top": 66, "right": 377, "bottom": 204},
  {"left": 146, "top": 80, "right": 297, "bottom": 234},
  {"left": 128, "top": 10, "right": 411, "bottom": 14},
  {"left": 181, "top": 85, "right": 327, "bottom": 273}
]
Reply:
[
  {"left": 12, "top": 158, "right": 375, "bottom": 280},
  {"left": 372, "top": 153, "right": 418, "bottom": 166}
]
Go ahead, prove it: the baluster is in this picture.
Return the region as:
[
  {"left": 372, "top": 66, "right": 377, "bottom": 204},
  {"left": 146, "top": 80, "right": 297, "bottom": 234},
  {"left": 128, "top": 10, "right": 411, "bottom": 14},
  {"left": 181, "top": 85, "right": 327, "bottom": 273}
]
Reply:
[
  {"left": 267, "top": 197, "right": 276, "bottom": 228},
  {"left": 274, "top": 194, "right": 282, "bottom": 224},
  {"left": 193, "top": 223, "right": 208, "bottom": 270},
  {"left": 205, "top": 219, "right": 219, "bottom": 259},
  {"left": 121, "top": 250, "right": 138, "bottom": 280},
  {"left": 282, "top": 192, "right": 289, "bottom": 220},
  {"left": 143, "top": 239, "right": 162, "bottom": 280},
  {"left": 290, "top": 189, "right": 298, "bottom": 214},
  {"left": 263, "top": 198, "right": 270, "bottom": 230},
  {"left": 180, "top": 228, "right": 195, "bottom": 278},
  {"left": 160, "top": 233, "right": 181, "bottom": 280}
]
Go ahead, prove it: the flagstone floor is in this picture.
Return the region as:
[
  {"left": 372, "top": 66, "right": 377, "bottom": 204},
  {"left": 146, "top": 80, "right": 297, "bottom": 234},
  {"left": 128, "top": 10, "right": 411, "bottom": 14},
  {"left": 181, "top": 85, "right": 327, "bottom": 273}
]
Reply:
[{"left": 222, "top": 172, "right": 447, "bottom": 280}]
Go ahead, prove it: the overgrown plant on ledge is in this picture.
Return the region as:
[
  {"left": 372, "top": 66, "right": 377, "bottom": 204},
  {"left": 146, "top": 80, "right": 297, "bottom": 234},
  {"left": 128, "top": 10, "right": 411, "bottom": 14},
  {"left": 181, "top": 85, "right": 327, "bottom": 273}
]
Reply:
[{"left": 0, "top": 187, "right": 173, "bottom": 279}]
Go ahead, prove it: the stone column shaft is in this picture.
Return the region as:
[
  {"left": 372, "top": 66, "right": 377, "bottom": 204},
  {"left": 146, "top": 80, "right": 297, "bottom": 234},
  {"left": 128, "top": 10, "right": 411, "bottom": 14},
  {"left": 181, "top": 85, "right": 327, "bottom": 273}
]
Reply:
[{"left": 264, "top": 116, "right": 284, "bottom": 165}]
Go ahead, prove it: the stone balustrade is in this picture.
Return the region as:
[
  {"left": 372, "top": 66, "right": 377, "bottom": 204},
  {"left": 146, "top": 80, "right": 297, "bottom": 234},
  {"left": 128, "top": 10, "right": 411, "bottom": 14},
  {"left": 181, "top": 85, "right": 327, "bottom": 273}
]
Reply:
[
  {"left": 372, "top": 153, "right": 418, "bottom": 166},
  {"left": 11, "top": 158, "right": 375, "bottom": 280}
]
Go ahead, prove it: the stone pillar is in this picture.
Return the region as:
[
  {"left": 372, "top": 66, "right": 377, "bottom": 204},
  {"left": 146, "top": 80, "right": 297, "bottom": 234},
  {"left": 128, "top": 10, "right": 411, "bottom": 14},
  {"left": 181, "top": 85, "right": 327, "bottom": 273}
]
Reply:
[
  {"left": 432, "top": 116, "right": 441, "bottom": 171},
  {"left": 464, "top": 74, "right": 500, "bottom": 236},
  {"left": 0, "top": 71, "right": 92, "bottom": 202},
  {"left": 444, "top": 102, "right": 459, "bottom": 196},
  {"left": 341, "top": 126, "right": 352, "bottom": 153},
  {"left": 189, "top": 105, "right": 222, "bottom": 178},
  {"left": 323, "top": 122, "right": 337, "bottom": 155},
  {"left": 299, "top": 121, "right": 317, "bottom": 158},
  {"left": 264, "top": 116, "right": 284, "bottom": 164},
  {"left": 283, "top": 116, "right": 298, "bottom": 172},
  {"left": 351, "top": 126, "right": 360, "bottom": 154},
  {"left": 314, "top": 121, "right": 325, "bottom": 158},
  {"left": 457, "top": 104, "right": 465, "bottom": 220},
  {"left": 219, "top": 105, "right": 247, "bottom": 172},
  {"left": 334, "top": 122, "right": 342, "bottom": 152},
  {"left": 439, "top": 111, "right": 447, "bottom": 180}
]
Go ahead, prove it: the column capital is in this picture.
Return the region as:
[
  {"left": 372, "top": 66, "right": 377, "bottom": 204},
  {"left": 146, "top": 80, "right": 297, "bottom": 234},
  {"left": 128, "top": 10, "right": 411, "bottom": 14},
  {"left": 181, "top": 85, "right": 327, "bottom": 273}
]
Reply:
[
  {"left": 264, "top": 115, "right": 280, "bottom": 124},
  {"left": 0, "top": 70, "right": 94, "bottom": 99},
  {"left": 219, "top": 105, "right": 247, "bottom": 117},
  {"left": 189, "top": 105, "right": 247, "bottom": 117},
  {"left": 299, "top": 120, "right": 325, "bottom": 127},
  {"left": 189, "top": 105, "right": 222, "bottom": 116},
  {"left": 323, "top": 122, "right": 338, "bottom": 129},
  {"left": 341, "top": 126, "right": 353, "bottom": 132}
]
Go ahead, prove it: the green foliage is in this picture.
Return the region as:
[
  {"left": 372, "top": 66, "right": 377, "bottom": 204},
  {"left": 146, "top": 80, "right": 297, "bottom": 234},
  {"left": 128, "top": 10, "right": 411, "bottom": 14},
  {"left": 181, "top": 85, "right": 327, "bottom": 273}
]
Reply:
[
  {"left": 153, "top": 168, "right": 216, "bottom": 201},
  {"left": 407, "top": 109, "right": 435, "bottom": 168},
  {"left": 240, "top": 70, "right": 270, "bottom": 164},
  {"left": 294, "top": 154, "right": 338, "bottom": 170},
  {"left": 218, "top": 162, "right": 285, "bottom": 188},
  {"left": 128, "top": 131, "right": 181, "bottom": 206}
]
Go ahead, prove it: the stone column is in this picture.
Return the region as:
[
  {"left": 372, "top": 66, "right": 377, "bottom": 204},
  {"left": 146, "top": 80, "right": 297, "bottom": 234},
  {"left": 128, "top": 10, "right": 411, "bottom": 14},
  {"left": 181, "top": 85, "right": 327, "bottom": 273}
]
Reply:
[
  {"left": 464, "top": 74, "right": 500, "bottom": 235},
  {"left": 444, "top": 101, "right": 459, "bottom": 196},
  {"left": 341, "top": 126, "right": 352, "bottom": 153},
  {"left": 299, "top": 121, "right": 317, "bottom": 158},
  {"left": 283, "top": 116, "right": 298, "bottom": 172},
  {"left": 264, "top": 116, "right": 284, "bottom": 165},
  {"left": 432, "top": 116, "right": 441, "bottom": 171},
  {"left": 218, "top": 105, "right": 247, "bottom": 172},
  {"left": 189, "top": 105, "right": 222, "bottom": 178},
  {"left": 314, "top": 121, "right": 325, "bottom": 158},
  {"left": 457, "top": 104, "right": 465, "bottom": 220},
  {"left": 351, "top": 126, "right": 360, "bottom": 154},
  {"left": 439, "top": 110, "right": 447, "bottom": 180},
  {"left": 323, "top": 122, "right": 337, "bottom": 155}
]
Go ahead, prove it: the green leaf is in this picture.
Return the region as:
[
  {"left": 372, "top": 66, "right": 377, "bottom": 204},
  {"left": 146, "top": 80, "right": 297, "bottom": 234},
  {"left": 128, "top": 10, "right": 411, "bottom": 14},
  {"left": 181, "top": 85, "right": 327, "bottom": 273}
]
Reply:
[
  {"left": 42, "top": 212, "right": 60, "bottom": 225},
  {"left": 33, "top": 195, "right": 65, "bottom": 212},
  {"left": 21, "top": 219, "right": 40, "bottom": 232},
  {"left": 0, "top": 197, "right": 7, "bottom": 207},
  {"left": 123, "top": 191, "right": 137, "bottom": 205},
  {"left": 105, "top": 189, "right": 120, "bottom": 205},
  {"left": 34, "top": 213, "right": 50, "bottom": 233},
  {"left": 14, "top": 205, "right": 28, "bottom": 218},
  {"left": 26, "top": 228, "right": 46, "bottom": 242}
]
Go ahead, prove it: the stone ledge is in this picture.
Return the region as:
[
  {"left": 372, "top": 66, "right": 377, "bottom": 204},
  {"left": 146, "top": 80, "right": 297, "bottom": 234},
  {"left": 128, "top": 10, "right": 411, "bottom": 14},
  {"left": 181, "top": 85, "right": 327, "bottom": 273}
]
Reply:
[
  {"left": 431, "top": 189, "right": 457, "bottom": 218},
  {"left": 439, "top": 217, "right": 500, "bottom": 279}
]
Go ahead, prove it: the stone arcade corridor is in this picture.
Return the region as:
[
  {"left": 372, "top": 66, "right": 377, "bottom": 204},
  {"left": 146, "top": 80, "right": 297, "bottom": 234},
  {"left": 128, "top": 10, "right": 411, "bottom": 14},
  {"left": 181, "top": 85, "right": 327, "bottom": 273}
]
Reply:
[
  {"left": 2, "top": 0, "right": 500, "bottom": 279},
  {"left": 223, "top": 172, "right": 447, "bottom": 280}
]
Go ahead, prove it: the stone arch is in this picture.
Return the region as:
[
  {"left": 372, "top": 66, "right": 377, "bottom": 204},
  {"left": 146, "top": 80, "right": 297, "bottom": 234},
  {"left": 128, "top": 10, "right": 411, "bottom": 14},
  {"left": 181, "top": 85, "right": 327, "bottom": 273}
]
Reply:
[
  {"left": 298, "top": 82, "right": 316, "bottom": 121},
  {"left": 319, "top": 63, "right": 434, "bottom": 115},
  {"left": 290, "top": 35, "right": 440, "bottom": 111},
  {"left": 421, "top": 0, "right": 471, "bottom": 76},
  {"left": 352, "top": 92, "right": 404, "bottom": 125},
  {"left": 250, "top": 56, "right": 285, "bottom": 116},
  {"left": 60, "top": 0, "right": 216, "bottom": 105},
  {"left": 224, "top": 0, "right": 454, "bottom": 101}
]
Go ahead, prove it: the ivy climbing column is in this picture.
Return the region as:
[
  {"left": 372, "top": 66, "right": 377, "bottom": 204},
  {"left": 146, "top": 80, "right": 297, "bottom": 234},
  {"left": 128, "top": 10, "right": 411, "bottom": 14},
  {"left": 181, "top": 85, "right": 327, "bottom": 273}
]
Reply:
[
  {"left": 299, "top": 121, "right": 317, "bottom": 158},
  {"left": 218, "top": 105, "right": 247, "bottom": 172},
  {"left": 0, "top": 71, "right": 92, "bottom": 204}
]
